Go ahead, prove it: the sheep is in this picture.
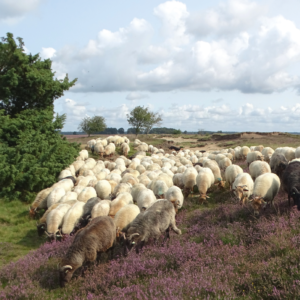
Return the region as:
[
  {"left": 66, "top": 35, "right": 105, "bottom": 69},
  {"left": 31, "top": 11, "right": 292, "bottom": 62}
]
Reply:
[
  {"left": 29, "top": 187, "right": 53, "bottom": 217},
  {"left": 249, "top": 161, "right": 271, "bottom": 181},
  {"left": 95, "top": 180, "right": 112, "bottom": 200},
  {"left": 196, "top": 168, "right": 215, "bottom": 204},
  {"left": 254, "top": 145, "right": 264, "bottom": 152},
  {"left": 77, "top": 187, "right": 97, "bottom": 203},
  {"left": 114, "top": 204, "right": 140, "bottom": 239},
  {"left": 173, "top": 173, "right": 184, "bottom": 189},
  {"left": 138, "top": 174, "right": 151, "bottom": 186},
  {"left": 270, "top": 153, "right": 288, "bottom": 178},
  {"left": 58, "top": 192, "right": 78, "bottom": 203},
  {"left": 112, "top": 183, "right": 132, "bottom": 199},
  {"left": 182, "top": 167, "right": 198, "bottom": 198},
  {"left": 218, "top": 157, "right": 232, "bottom": 170},
  {"left": 72, "top": 161, "right": 85, "bottom": 173},
  {"left": 203, "top": 160, "right": 225, "bottom": 188},
  {"left": 91, "top": 200, "right": 111, "bottom": 219},
  {"left": 104, "top": 143, "right": 116, "bottom": 157},
  {"left": 80, "top": 197, "right": 101, "bottom": 225},
  {"left": 224, "top": 165, "right": 243, "bottom": 190},
  {"left": 281, "top": 161, "right": 300, "bottom": 209},
  {"left": 58, "top": 170, "right": 72, "bottom": 180},
  {"left": 123, "top": 200, "right": 181, "bottom": 254},
  {"left": 46, "top": 203, "right": 72, "bottom": 240},
  {"left": 262, "top": 147, "right": 274, "bottom": 162},
  {"left": 121, "top": 143, "right": 130, "bottom": 156},
  {"left": 232, "top": 173, "right": 254, "bottom": 204},
  {"left": 136, "top": 189, "right": 156, "bottom": 211},
  {"left": 246, "top": 151, "right": 264, "bottom": 166},
  {"left": 109, "top": 192, "right": 134, "bottom": 218},
  {"left": 121, "top": 173, "right": 139, "bottom": 186},
  {"left": 94, "top": 143, "right": 105, "bottom": 157},
  {"left": 240, "top": 146, "right": 250, "bottom": 160},
  {"left": 165, "top": 186, "right": 184, "bottom": 211},
  {"left": 47, "top": 188, "right": 66, "bottom": 208},
  {"left": 59, "top": 216, "right": 116, "bottom": 287},
  {"left": 148, "top": 180, "right": 168, "bottom": 199},
  {"left": 250, "top": 173, "right": 280, "bottom": 215},
  {"left": 61, "top": 201, "right": 85, "bottom": 235},
  {"left": 79, "top": 150, "right": 89, "bottom": 160},
  {"left": 53, "top": 178, "right": 74, "bottom": 192}
]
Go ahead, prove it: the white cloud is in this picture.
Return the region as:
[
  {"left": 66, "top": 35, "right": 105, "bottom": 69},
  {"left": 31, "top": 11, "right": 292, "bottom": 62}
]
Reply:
[
  {"left": 0, "top": 0, "right": 44, "bottom": 24},
  {"left": 47, "top": 0, "right": 300, "bottom": 95},
  {"left": 40, "top": 47, "right": 56, "bottom": 60},
  {"left": 60, "top": 98, "right": 300, "bottom": 132},
  {"left": 126, "top": 92, "right": 148, "bottom": 101}
]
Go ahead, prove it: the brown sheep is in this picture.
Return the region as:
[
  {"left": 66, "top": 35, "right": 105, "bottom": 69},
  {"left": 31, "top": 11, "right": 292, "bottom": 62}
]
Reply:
[{"left": 59, "top": 216, "right": 116, "bottom": 287}]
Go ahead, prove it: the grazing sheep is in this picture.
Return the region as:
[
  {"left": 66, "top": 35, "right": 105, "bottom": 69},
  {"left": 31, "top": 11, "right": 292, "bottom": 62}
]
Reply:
[
  {"left": 281, "top": 161, "right": 300, "bottom": 209},
  {"left": 173, "top": 173, "right": 184, "bottom": 189},
  {"left": 270, "top": 153, "right": 288, "bottom": 178},
  {"left": 58, "top": 192, "right": 78, "bottom": 203},
  {"left": 148, "top": 180, "right": 168, "bottom": 199},
  {"left": 59, "top": 216, "right": 116, "bottom": 287},
  {"left": 80, "top": 197, "right": 101, "bottom": 224},
  {"left": 249, "top": 161, "right": 271, "bottom": 181},
  {"left": 114, "top": 204, "right": 140, "bottom": 239},
  {"left": 91, "top": 200, "right": 111, "bottom": 219},
  {"left": 109, "top": 193, "right": 133, "bottom": 218},
  {"left": 246, "top": 151, "right": 264, "bottom": 166},
  {"left": 203, "top": 160, "right": 225, "bottom": 188},
  {"left": 104, "top": 143, "right": 116, "bottom": 157},
  {"left": 196, "top": 168, "right": 215, "bottom": 204},
  {"left": 123, "top": 200, "right": 181, "bottom": 253},
  {"left": 232, "top": 173, "right": 254, "bottom": 204},
  {"left": 77, "top": 187, "right": 97, "bottom": 203},
  {"left": 121, "top": 173, "right": 139, "bottom": 186},
  {"left": 240, "top": 146, "right": 251, "bottom": 160},
  {"left": 262, "top": 147, "right": 274, "bottom": 162},
  {"left": 61, "top": 201, "right": 85, "bottom": 235},
  {"left": 95, "top": 180, "right": 112, "bottom": 200},
  {"left": 250, "top": 173, "right": 280, "bottom": 215},
  {"left": 165, "top": 186, "right": 184, "bottom": 211},
  {"left": 58, "top": 170, "right": 72, "bottom": 180},
  {"left": 47, "top": 188, "right": 66, "bottom": 208},
  {"left": 29, "top": 187, "right": 53, "bottom": 217},
  {"left": 218, "top": 157, "right": 232, "bottom": 170},
  {"left": 46, "top": 204, "right": 72, "bottom": 240},
  {"left": 254, "top": 145, "right": 264, "bottom": 152},
  {"left": 182, "top": 167, "right": 198, "bottom": 198},
  {"left": 136, "top": 189, "right": 156, "bottom": 211},
  {"left": 224, "top": 165, "right": 243, "bottom": 190},
  {"left": 112, "top": 183, "right": 132, "bottom": 199}
]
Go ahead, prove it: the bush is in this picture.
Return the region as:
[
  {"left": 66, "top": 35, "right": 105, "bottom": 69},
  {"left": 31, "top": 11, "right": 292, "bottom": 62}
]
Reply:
[{"left": 0, "top": 109, "right": 80, "bottom": 202}]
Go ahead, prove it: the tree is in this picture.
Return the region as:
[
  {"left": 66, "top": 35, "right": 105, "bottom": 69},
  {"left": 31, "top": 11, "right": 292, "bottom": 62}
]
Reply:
[
  {"left": 127, "top": 106, "right": 162, "bottom": 136},
  {"left": 0, "top": 33, "right": 77, "bottom": 116},
  {"left": 0, "top": 108, "right": 80, "bottom": 202},
  {"left": 145, "top": 112, "right": 163, "bottom": 135},
  {"left": 118, "top": 128, "right": 125, "bottom": 134},
  {"left": 78, "top": 115, "right": 106, "bottom": 136},
  {"left": 173, "top": 129, "right": 182, "bottom": 134}
]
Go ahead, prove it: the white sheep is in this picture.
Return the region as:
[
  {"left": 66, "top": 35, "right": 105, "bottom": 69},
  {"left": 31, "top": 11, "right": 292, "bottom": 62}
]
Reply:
[
  {"left": 249, "top": 161, "right": 271, "bottom": 181},
  {"left": 218, "top": 157, "right": 232, "bottom": 170},
  {"left": 61, "top": 201, "right": 85, "bottom": 235},
  {"left": 232, "top": 173, "right": 254, "bottom": 204},
  {"left": 104, "top": 143, "right": 116, "bottom": 157},
  {"left": 240, "top": 146, "right": 251, "bottom": 160},
  {"left": 196, "top": 168, "right": 215, "bottom": 204},
  {"left": 250, "top": 173, "right": 280, "bottom": 215},
  {"left": 109, "top": 192, "right": 133, "bottom": 218},
  {"left": 246, "top": 151, "right": 264, "bottom": 166},
  {"left": 47, "top": 188, "right": 66, "bottom": 208},
  {"left": 203, "top": 160, "right": 225, "bottom": 188},
  {"left": 136, "top": 189, "right": 156, "bottom": 211},
  {"left": 90, "top": 200, "right": 111, "bottom": 219},
  {"left": 261, "top": 147, "right": 274, "bottom": 162},
  {"left": 77, "top": 187, "right": 97, "bottom": 203},
  {"left": 148, "top": 179, "right": 169, "bottom": 198},
  {"left": 224, "top": 165, "right": 243, "bottom": 190},
  {"left": 165, "top": 186, "right": 184, "bottom": 211}
]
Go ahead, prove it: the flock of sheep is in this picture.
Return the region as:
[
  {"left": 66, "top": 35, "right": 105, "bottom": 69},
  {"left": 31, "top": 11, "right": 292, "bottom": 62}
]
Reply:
[{"left": 28, "top": 136, "right": 300, "bottom": 287}]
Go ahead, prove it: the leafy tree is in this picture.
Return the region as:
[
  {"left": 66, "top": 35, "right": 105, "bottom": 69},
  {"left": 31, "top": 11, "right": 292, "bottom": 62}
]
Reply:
[
  {"left": 101, "top": 127, "right": 118, "bottom": 134},
  {"left": 78, "top": 115, "right": 106, "bottom": 136},
  {"left": 118, "top": 128, "right": 125, "bottom": 134},
  {"left": 127, "top": 106, "right": 162, "bottom": 136},
  {"left": 145, "top": 112, "right": 163, "bottom": 135},
  {"left": 173, "top": 129, "right": 182, "bottom": 134},
  {"left": 0, "top": 108, "right": 80, "bottom": 202},
  {"left": 0, "top": 33, "right": 77, "bottom": 117}
]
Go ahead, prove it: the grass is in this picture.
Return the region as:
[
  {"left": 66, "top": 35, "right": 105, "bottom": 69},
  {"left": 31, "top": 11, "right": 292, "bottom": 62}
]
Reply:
[{"left": 0, "top": 199, "right": 45, "bottom": 267}]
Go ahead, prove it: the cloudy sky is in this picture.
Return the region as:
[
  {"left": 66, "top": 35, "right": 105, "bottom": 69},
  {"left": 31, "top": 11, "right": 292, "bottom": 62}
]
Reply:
[{"left": 1, "top": 0, "right": 300, "bottom": 132}]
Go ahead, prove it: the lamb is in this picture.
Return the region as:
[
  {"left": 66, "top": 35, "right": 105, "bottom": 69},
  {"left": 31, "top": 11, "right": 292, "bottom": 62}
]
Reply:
[
  {"left": 249, "top": 161, "right": 271, "bottom": 181},
  {"left": 246, "top": 151, "right": 264, "bottom": 166},
  {"left": 46, "top": 203, "right": 72, "bottom": 240},
  {"left": 114, "top": 204, "right": 140, "bottom": 239},
  {"left": 77, "top": 187, "right": 97, "bottom": 203},
  {"left": 91, "top": 200, "right": 111, "bottom": 219},
  {"left": 224, "top": 165, "right": 243, "bottom": 190},
  {"left": 95, "top": 180, "right": 112, "bottom": 199},
  {"left": 59, "top": 216, "right": 116, "bottom": 287},
  {"left": 29, "top": 187, "right": 53, "bottom": 217},
  {"left": 165, "top": 186, "right": 184, "bottom": 211},
  {"left": 196, "top": 168, "right": 215, "bottom": 204},
  {"left": 250, "top": 173, "right": 280, "bottom": 215},
  {"left": 123, "top": 200, "right": 181, "bottom": 253},
  {"left": 232, "top": 173, "right": 254, "bottom": 204},
  {"left": 61, "top": 201, "right": 85, "bottom": 235}
]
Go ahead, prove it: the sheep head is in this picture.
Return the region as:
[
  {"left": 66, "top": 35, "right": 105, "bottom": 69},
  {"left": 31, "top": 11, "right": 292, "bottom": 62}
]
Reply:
[
  {"left": 249, "top": 197, "right": 267, "bottom": 215},
  {"left": 36, "top": 222, "right": 46, "bottom": 236},
  {"left": 232, "top": 185, "right": 248, "bottom": 203},
  {"left": 199, "top": 193, "right": 210, "bottom": 204},
  {"left": 215, "top": 178, "right": 226, "bottom": 189},
  {"left": 59, "top": 265, "right": 74, "bottom": 287}
]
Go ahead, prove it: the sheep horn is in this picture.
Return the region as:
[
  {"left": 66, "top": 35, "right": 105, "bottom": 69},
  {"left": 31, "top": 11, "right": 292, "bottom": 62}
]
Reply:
[
  {"left": 61, "top": 265, "right": 73, "bottom": 271},
  {"left": 128, "top": 233, "right": 139, "bottom": 240}
]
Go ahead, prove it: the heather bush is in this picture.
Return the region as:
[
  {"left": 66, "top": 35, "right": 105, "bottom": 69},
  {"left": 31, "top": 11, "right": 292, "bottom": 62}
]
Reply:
[{"left": 1, "top": 188, "right": 300, "bottom": 299}]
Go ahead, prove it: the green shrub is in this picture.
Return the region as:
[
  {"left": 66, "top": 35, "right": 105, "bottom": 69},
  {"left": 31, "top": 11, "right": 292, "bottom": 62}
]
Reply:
[{"left": 0, "top": 108, "right": 80, "bottom": 202}]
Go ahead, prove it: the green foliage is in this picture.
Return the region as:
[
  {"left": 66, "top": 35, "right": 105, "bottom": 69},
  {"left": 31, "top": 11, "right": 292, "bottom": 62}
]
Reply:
[
  {"left": 78, "top": 115, "right": 106, "bottom": 136},
  {"left": 0, "top": 33, "right": 77, "bottom": 116},
  {"left": 173, "top": 129, "right": 182, "bottom": 134},
  {"left": 118, "top": 128, "right": 125, "bottom": 134},
  {"left": 127, "top": 106, "right": 162, "bottom": 136},
  {"left": 149, "top": 127, "right": 181, "bottom": 134},
  {"left": 0, "top": 108, "right": 80, "bottom": 202}
]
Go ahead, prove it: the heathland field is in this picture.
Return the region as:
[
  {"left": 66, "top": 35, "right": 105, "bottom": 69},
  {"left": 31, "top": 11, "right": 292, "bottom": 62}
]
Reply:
[{"left": 1, "top": 133, "right": 300, "bottom": 299}]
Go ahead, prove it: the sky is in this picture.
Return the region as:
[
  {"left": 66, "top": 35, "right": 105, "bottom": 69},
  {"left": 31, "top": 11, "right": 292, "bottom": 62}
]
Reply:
[{"left": 1, "top": 0, "right": 300, "bottom": 132}]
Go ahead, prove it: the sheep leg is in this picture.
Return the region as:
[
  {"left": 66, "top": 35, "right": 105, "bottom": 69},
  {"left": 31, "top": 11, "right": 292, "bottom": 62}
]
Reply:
[
  {"left": 135, "top": 240, "right": 145, "bottom": 254},
  {"left": 162, "top": 227, "right": 170, "bottom": 246},
  {"left": 170, "top": 216, "right": 181, "bottom": 235}
]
